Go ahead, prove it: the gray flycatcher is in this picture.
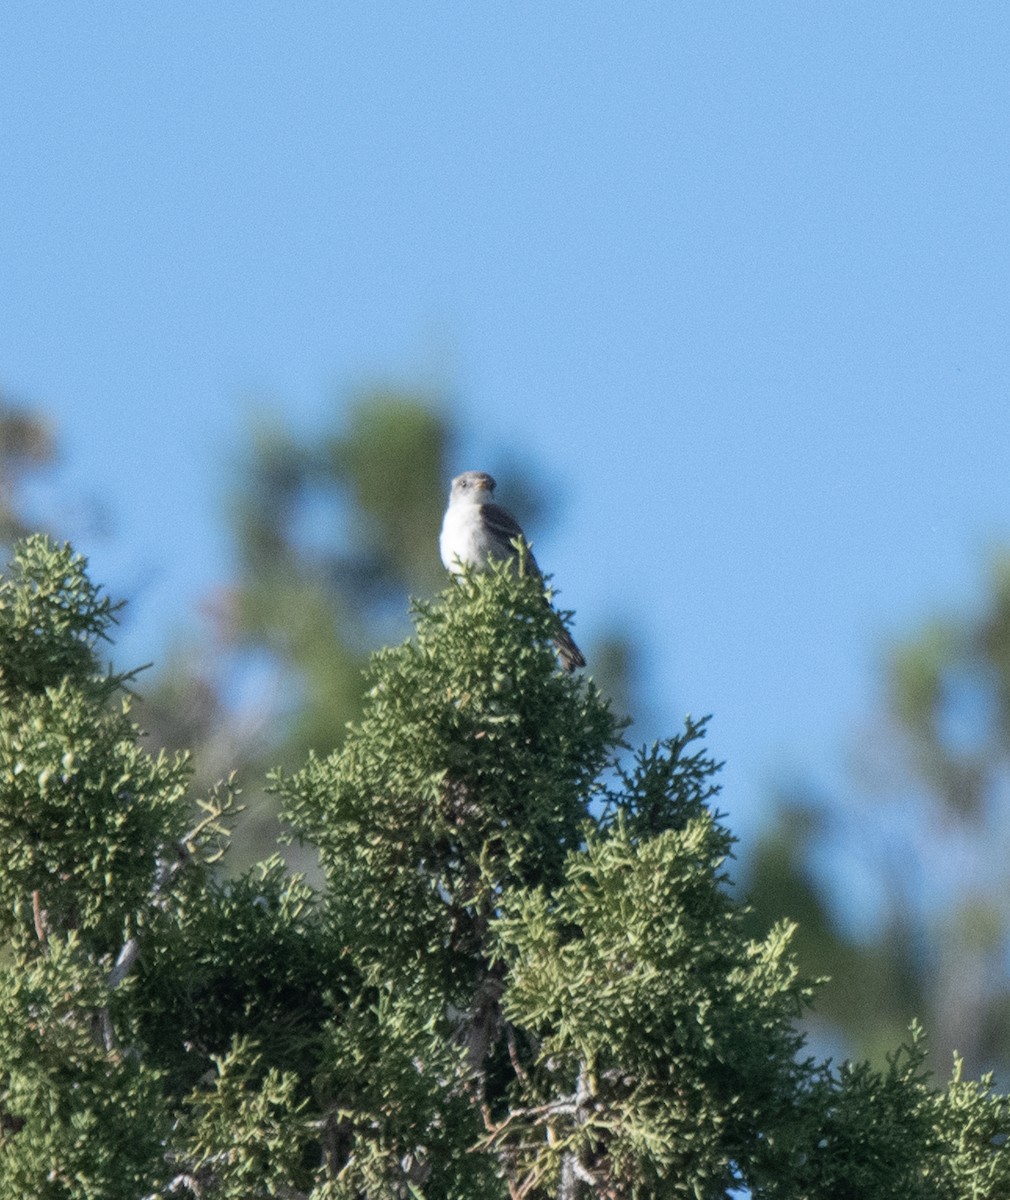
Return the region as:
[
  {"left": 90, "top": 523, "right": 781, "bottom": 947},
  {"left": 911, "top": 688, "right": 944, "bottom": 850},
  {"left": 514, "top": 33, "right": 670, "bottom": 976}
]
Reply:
[{"left": 439, "top": 470, "right": 585, "bottom": 671}]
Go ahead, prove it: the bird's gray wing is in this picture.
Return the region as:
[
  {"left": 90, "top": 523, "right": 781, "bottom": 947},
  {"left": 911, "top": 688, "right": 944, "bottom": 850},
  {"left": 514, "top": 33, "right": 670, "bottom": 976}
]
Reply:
[
  {"left": 481, "top": 502, "right": 542, "bottom": 576},
  {"left": 481, "top": 502, "right": 525, "bottom": 541}
]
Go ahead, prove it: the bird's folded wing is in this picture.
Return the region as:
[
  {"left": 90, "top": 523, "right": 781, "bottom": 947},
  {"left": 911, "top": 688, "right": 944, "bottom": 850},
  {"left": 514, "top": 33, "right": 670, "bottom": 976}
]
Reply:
[
  {"left": 481, "top": 502, "right": 542, "bottom": 575},
  {"left": 480, "top": 502, "right": 525, "bottom": 541}
]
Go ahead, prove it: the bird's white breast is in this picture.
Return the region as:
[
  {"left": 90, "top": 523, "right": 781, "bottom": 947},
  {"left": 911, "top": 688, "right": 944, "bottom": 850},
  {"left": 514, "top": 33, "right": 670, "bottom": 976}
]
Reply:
[{"left": 440, "top": 502, "right": 493, "bottom": 573}]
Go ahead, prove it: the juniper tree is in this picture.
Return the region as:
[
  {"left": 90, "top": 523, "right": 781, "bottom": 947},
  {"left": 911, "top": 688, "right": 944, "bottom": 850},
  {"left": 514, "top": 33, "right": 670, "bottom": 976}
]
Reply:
[{"left": 1, "top": 535, "right": 1008, "bottom": 1198}]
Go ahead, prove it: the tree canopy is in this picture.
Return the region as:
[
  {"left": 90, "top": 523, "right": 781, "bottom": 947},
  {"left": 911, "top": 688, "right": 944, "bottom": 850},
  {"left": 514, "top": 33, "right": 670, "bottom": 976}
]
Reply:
[{"left": 1, "top": 535, "right": 1008, "bottom": 1198}]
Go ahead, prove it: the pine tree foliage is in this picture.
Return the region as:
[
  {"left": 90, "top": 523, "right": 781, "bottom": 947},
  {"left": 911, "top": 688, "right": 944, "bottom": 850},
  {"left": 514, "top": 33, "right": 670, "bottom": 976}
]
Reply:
[{"left": 1, "top": 536, "right": 1008, "bottom": 1198}]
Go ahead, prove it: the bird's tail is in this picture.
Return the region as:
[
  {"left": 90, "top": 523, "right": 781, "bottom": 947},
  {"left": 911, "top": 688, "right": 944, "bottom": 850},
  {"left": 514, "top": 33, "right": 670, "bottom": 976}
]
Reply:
[{"left": 553, "top": 625, "right": 586, "bottom": 672}]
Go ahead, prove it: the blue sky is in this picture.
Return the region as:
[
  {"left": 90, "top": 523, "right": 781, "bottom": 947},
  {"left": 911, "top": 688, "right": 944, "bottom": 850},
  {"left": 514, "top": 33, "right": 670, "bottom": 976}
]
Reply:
[{"left": 3, "top": 3, "right": 1009, "bottom": 851}]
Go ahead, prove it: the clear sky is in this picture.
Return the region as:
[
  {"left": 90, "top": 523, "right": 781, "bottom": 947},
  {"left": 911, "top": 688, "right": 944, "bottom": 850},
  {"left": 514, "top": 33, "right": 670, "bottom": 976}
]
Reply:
[{"left": 3, "top": 3, "right": 1009, "bottom": 848}]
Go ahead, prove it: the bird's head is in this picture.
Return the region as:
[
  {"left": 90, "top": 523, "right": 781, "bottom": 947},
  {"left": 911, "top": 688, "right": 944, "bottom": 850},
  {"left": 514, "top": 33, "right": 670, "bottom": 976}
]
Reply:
[{"left": 449, "top": 471, "right": 496, "bottom": 503}]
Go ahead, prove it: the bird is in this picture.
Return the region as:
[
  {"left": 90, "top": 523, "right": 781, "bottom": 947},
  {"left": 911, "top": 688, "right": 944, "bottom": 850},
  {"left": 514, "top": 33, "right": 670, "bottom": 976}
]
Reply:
[{"left": 439, "top": 470, "right": 585, "bottom": 671}]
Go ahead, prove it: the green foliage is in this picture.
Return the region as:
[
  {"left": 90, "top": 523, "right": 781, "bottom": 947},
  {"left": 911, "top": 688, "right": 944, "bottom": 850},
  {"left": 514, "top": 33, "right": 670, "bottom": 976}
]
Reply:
[
  {"left": 278, "top": 561, "right": 616, "bottom": 995},
  {"left": 496, "top": 823, "right": 811, "bottom": 1197},
  {"left": 0, "top": 534, "right": 120, "bottom": 696},
  {"left": 171, "top": 1037, "right": 314, "bottom": 1200},
  {"left": 0, "top": 539, "right": 190, "bottom": 953},
  {"left": 763, "top": 1032, "right": 944, "bottom": 1200},
  {"left": 317, "top": 990, "right": 497, "bottom": 1199},
  {"left": 0, "top": 936, "right": 167, "bottom": 1200},
  {"left": 0, "top": 539, "right": 330, "bottom": 1196},
  {"left": 2, "top": 536, "right": 1010, "bottom": 1198},
  {"left": 131, "top": 857, "right": 350, "bottom": 1094},
  {"left": 932, "top": 1054, "right": 1010, "bottom": 1199}
]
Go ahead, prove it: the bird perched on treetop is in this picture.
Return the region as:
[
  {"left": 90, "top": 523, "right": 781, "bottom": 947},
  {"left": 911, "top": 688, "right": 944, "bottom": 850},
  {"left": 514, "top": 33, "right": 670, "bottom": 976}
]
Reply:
[{"left": 439, "top": 470, "right": 586, "bottom": 672}]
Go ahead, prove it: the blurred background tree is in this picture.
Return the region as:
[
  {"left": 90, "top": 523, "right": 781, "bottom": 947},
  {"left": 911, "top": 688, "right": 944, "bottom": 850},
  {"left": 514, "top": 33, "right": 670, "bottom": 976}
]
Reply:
[
  {"left": 0, "top": 395, "right": 57, "bottom": 546},
  {"left": 745, "top": 555, "right": 1010, "bottom": 1080}
]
